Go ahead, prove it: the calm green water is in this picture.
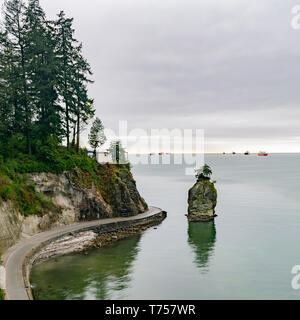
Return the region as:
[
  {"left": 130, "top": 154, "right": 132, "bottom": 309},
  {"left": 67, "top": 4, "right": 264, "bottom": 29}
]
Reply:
[{"left": 31, "top": 154, "right": 300, "bottom": 300}]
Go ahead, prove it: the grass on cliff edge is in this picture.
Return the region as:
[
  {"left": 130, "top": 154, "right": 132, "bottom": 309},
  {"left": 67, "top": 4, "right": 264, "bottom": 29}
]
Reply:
[{"left": 0, "top": 138, "right": 131, "bottom": 217}]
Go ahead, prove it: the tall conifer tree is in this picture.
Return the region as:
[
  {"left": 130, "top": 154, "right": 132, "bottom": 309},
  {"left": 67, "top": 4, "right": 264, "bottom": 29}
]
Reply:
[
  {"left": 2, "top": 0, "right": 34, "bottom": 154},
  {"left": 24, "top": 0, "right": 63, "bottom": 141}
]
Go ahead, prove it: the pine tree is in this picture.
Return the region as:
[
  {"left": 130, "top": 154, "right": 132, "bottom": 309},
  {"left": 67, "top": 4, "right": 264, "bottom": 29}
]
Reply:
[
  {"left": 0, "top": 31, "right": 15, "bottom": 139},
  {"left": 2, "top": 0, "right": 32, "bottom": 154},
  {"left": 55, "top": 11, "right": 77, "bottom": 149},
  {"left": 23, "top": 0, "right": 63, "bottom": 142},
  {"left": 0, "top": 1, "right": 96, "bottom": 156},
  {"left": 88, "top": 118, "right": 106, "bottom": 157},
  {"left": 71, "top": 44, "right": 94, "bottom": 152}
]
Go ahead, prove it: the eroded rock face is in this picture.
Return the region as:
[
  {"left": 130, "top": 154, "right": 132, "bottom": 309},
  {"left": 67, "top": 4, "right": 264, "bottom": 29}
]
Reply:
[
  {"left": 0, "top": 165, "right": 148, "bottom": 251},
  {"left": 29, "top": 167, "right": 148, "bottom": 223},
  {"left": 0, "top": 202, "right": 22, "bottom": 252},
  {"left": 78, "top": 168, "right": 148, "bottom": 220},
  {"left": 187, "top": 178, "right": 217, "bottom": 222},
  {"left": 109, "top": 170, "right": 148, "bottom": 217}
]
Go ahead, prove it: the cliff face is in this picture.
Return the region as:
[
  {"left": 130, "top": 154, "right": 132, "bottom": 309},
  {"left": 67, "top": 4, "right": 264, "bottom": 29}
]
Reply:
[
  {"left": 77, "top": 167, "right": 148, "bottom": 220},
  {"left": 0, "top": 202, "right": 23, "bottom": 251},
  {"left": 187, "top": 178, "right": 217, "bottom": 222},
  {"left": 0, "top": 164, "right": 148, "bottom": 252}
]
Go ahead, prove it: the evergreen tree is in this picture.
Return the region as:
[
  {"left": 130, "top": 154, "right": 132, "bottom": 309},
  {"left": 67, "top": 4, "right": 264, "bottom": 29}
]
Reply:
[
  {"left": 3, "top": 0, "right": 32, "bottom": 154},
  {"left": 195, "top": 164, "right": 212, "bottom": 181},
  {"left": 88, "top": 118, "right": 106, "bottom": 157},
  {"left": 55, "top": 11, "right": 77, "bottom": 149},
  {"left": 71, "top": 44, "right": 95, "bottom": 152},
  {"left": 0, "top": 1, "right": 95, "bottom": 157},
  {"left": 23, "top": 0, "right": 63, "bottom": 142},
  {"left": 0, "top": 31, "right": 15, "bottom": 139}
]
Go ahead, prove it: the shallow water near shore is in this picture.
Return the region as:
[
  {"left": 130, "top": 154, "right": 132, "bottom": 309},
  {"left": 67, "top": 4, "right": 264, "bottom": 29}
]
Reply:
[{"left": 31, "top": 154, "right": 300, "bottom": 300}]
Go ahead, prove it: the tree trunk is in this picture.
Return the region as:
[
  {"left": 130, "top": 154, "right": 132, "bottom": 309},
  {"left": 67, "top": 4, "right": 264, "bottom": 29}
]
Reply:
[
  {"left": 71, "top": 124, "right": 76, "bottom": 148},
  {"left": 62, "top": 28, "right": 69, "bottom": 149}
]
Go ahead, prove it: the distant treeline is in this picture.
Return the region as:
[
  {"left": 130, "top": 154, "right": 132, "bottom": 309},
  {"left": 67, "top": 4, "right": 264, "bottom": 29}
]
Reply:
[{"left": 0, "top": 0, "right": 95, "bottom": 156}]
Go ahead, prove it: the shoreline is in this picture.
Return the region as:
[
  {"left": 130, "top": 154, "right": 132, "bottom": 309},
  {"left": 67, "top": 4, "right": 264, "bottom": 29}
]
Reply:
[
  {"left": 33, "top": 219, "right": 164, "bottom": 266},
  {"left": 2, "top": 207, "right": 166, "bottom": 301}
]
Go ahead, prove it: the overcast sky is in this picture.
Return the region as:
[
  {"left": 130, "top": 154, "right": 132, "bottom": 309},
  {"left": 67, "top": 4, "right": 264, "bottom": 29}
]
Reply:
[{"left": 8, "top": 0, "right": 300, "bottom": 152}]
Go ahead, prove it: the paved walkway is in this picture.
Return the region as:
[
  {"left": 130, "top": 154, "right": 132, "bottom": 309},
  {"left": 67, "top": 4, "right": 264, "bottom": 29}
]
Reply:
[{"left": 2, "top": 206, "right": 162, "bottom": 300}]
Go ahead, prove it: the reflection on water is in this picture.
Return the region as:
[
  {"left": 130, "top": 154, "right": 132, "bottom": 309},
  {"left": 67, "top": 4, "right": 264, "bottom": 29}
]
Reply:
[
  {"left": 188, "top": 221, "right": 216, "bottom": 272},
  {"left": 31, "top": 234, "right": 142, "bottom": 300},
  {"left": 31, "top": 155, "right": 300, "bottom": 299}
]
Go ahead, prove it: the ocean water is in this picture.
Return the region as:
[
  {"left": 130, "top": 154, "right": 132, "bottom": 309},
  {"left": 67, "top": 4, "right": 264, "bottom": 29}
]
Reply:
[{"left": 30, "top": 154, "right": 300, "bottom": 300}]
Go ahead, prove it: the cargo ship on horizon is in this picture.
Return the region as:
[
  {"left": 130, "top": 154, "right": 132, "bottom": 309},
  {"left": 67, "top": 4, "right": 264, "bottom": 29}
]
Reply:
[{"left": 258, "top": 151, "right": 268, "bottom": 156}]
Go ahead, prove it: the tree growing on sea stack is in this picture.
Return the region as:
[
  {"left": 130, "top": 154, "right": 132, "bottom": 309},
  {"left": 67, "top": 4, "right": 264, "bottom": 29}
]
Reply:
[
  {"left": 187, "top": 164, "right": 217, "bottom": 222},
  {"left": 195, "top": 164, "right": 212, "bottom": 181},
  {"left": 88, "top": 118, "right": 106, "bottom": 158}
]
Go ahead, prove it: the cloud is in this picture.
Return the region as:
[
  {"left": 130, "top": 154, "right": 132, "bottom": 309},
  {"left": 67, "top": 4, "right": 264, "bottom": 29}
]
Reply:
[{"left": 4, "top": 0, "right": 300, "bottom": 152}]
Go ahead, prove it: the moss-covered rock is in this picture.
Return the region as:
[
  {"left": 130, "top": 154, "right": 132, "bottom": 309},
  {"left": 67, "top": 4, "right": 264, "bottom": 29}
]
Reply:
[
  {"left": 75, "top": 164, "right": 148, "bottom": 219},
  {"left": 187, "top": 178, "right": 217, "bottom": 222}
]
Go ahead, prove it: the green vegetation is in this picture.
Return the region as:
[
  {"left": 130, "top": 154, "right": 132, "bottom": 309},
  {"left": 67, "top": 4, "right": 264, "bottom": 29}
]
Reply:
[
  {"left": 70, "top": 162, "right": 131, "bottom": 204},
  {"left": 0, "top": 138, "right": 131, "bottom": 216},
  {"left": 0, "top": 141, "right": 100, "bottom": 216},
  {"left": 0, "top": 136, "right": 97, "bottom": 174},
  {"left": 0, "top": 1, "right": 132, "bottom": 219},
  {"left": 0, "top": 166, "right": 57, "bottom": 217},
  {"left": 88, "top": 118, "right": 107, "bottom": 157},
  {"left": 195, "top": 164, "right": 213, "bottom": 181},
  {"left": 0, "top": 1, "right": 108, "bottom": 216},
  {"left": 0, "top": 0, "right": 94, "bottom": 156}
]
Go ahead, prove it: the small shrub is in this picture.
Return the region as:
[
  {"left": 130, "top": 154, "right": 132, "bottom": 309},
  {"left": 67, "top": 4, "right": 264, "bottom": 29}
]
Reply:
[{"left": 0, "top": 185, "right": 12, "bottom": 200}]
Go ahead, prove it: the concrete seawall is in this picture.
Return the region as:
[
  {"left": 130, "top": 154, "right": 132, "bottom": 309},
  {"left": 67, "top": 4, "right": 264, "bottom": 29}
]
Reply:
[{"left": 2, "top": 207, "right": 166, "bottom": 300}]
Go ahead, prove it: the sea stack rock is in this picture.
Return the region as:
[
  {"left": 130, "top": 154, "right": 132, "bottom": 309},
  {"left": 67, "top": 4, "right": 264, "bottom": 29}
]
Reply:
[{"left": 187, "top": 165, "right": 217, "bottom": 222}]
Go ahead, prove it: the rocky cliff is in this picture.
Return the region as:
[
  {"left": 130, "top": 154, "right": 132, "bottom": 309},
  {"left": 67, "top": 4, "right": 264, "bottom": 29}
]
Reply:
[
  {"left": 187, "top": 178, "right": 217, "bottom": 222},
  {"left": 0, "top": 164, "right": 148, "bottom": 252},
  {"left": 0, "top": 202, "right": 23, "bottom": 251}
]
